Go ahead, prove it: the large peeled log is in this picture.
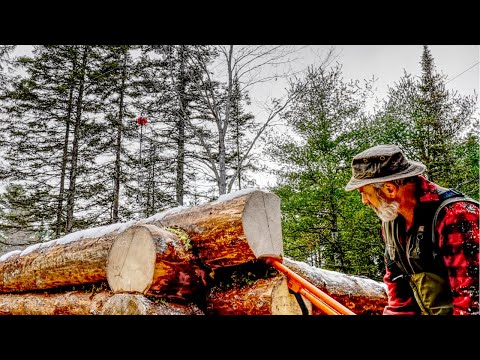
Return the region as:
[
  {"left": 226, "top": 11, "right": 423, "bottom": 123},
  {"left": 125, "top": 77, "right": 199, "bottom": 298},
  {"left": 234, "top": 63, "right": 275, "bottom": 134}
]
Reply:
[
  {"left": 106, "top": 224, "right": 208, "bottom": 301},
  {"left": 100, "top": 293, "right": 205, "bottom": 315},
  {"left": 205, "top": 274, "right": 312, "bottom": 315},
  {"left": 144, "top": 189, "right": 283, "bottom": 270},
  {"left": 0, "top": 232, "right": 120, "bottom": 293}
]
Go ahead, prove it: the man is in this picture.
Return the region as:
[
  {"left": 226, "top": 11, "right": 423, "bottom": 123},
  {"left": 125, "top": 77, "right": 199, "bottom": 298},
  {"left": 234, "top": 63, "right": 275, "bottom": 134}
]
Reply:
[{"left": 345, "top": 144, "right": 479, "bottom": 315}]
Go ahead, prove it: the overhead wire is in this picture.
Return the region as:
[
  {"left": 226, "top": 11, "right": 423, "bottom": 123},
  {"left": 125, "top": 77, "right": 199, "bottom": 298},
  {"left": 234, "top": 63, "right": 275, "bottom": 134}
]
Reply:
[{"left": 445, "top": 61, "right": 479, "bottom": 85}]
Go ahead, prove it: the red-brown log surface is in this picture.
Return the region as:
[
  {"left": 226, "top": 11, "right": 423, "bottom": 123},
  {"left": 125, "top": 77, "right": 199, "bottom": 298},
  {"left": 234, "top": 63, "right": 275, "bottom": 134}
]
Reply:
[
  {"left": 145, "top": 189, "right": 283, "bottom": 270},
  {"left": 100, "top": 293, "right": 205, "bottom": 315},
  {"left": 0, "top": 234, "right": 118, "bottom": 293},
  {"left": 205, "top": 274, "right": 312, "bottom": 315},
  {"left": 0, "top": 290, "right": 112, "bottom": 315},
  {"left": 107, "top": 224, "right": 208, "bottom": 301},
  {"left": 282, "top": 257, "right": 387, "bottom": 315}
]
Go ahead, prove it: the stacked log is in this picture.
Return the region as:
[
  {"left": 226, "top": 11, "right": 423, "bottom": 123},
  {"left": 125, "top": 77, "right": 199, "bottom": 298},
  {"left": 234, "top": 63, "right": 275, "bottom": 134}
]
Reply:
[
  {"left": 141, "top": 188, "right": 283, "bottom": 269},
  {"left": 282, "top": 258, "right": 387, "bottom": 315},
  {"left": 0, "top": 290, "right": 112, "bottom": 315},
  {"left": 0, "top": 188, "right": 387, "bottom": 315}
]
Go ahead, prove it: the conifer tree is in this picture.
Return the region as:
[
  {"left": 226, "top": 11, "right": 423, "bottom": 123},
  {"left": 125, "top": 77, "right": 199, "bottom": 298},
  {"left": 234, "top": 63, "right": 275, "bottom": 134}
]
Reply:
[{"left": 373, "top": 45, "right": 478, "bottom": 187}]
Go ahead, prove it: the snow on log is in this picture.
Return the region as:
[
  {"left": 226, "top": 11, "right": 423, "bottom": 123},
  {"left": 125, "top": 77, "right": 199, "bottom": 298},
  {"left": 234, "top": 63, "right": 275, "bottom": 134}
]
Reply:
[
  {"left": 100, "top": 293, "right": 205, "bottom": 315},
  {"left": 0, "top": 290, "right": 112, "bottom": 315},
  {"left": 106, "top": 224, "right": 208, "bottom": 300},
  {"left": 282, "top": 257, "right": 388, "bottom": 315},
  {"left": 205, "top": 274, "right": 312, "bottom": 315},
  {"left": 0, "top": 232, "right": 120, "bottom": 293},
  {"left": 142, "top": 189, "right": 283, "bottom": 270}
]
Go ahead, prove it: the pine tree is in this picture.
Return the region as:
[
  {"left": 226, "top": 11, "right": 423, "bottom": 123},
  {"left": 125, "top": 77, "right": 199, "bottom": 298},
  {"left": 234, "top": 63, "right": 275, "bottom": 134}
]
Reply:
[
  {"left": 226, "top": 76, "right": 256, "bottom": 192},
  {"left": 375, "top": 45, "right": 478, "bottom": 186}
]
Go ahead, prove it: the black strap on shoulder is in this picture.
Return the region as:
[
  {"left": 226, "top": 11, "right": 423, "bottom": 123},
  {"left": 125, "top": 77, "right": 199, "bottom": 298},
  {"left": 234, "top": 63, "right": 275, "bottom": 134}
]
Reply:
[{"left": 437, "top": 187, "right": 464, "bottom": 201}]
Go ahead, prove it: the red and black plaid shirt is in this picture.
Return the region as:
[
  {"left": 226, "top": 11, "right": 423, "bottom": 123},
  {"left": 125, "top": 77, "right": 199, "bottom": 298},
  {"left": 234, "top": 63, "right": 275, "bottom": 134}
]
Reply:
[{"left": 382, "top": 176, "right": 479, "bottom": 315}]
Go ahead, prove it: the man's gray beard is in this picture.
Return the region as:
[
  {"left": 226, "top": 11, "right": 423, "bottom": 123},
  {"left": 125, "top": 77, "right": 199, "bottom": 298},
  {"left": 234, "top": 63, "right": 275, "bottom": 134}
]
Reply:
[{"left": 372, "top": 197, "right": 400, "bottom": 222}]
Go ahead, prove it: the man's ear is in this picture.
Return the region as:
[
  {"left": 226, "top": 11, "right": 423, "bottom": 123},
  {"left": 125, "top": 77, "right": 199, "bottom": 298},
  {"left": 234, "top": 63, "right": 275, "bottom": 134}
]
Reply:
[{"left": 383, "top": 182, "right": 398, "bottom": 199}]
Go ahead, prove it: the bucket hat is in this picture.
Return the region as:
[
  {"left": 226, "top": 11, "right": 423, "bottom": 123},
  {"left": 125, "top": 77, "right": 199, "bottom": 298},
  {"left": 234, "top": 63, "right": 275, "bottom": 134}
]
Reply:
[{"left": 344, "top": 144, "right": 426, "bottom": 191}]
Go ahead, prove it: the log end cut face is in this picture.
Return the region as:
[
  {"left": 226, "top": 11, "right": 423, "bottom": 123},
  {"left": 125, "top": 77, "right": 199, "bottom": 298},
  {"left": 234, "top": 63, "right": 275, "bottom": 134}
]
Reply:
[
  {"left": 242, "top": 191, "right": 283, "bottom": 260},
  {"left": 271, "top": 276, "right": 312, "bottom": 315},
  {"left": 106, "top": 226, "right": 156, "bottom": 294}
]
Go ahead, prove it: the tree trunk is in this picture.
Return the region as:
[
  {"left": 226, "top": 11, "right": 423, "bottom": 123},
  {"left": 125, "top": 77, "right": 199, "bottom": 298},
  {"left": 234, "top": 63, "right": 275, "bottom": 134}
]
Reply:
[
  {"left": 65, "top": 45, "right": 88, "bottom": 234},
  {"left": 107, "top": 224, "right": 208, "bottom": 301},
  {"left": 0, "top": 290, "right": 112, "bottom": 315},
  {"left": 55, "top": 48, "right": 77, "bottom": 238},
  {"left": 205, "top": 274, "right": 312, "bottom": 315},
  {"left": 112, "top": 47, "right": 128, "bottom": 223},
  {"left": 282, "top": 257, "right": 387, "bottom": 315},
  {"left": 100, "top": 293, "right": 204, "bottom": 315},
  {"left": 147, "top": 189, "right": 283, "bottom": 270}
]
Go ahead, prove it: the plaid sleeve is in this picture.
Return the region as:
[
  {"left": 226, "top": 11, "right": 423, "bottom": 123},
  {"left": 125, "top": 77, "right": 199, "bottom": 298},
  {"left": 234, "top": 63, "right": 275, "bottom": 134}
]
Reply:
[
  {"left": 382, "top": 266, "right": 419, "bottom": 315},
  {"left": 436, "top": 200, "right": 479, "bottom": 315}
]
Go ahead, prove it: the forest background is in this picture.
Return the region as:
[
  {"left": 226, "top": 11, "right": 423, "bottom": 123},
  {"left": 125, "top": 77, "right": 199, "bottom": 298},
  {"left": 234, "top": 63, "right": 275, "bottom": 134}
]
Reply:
[{"left": 0, "top": 45, "right": 477, "bottom": 282}]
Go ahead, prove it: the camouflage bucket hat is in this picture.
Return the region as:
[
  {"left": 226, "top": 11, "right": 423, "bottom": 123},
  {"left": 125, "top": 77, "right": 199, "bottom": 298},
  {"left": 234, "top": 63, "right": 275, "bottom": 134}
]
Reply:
[{"left": 344, "top": 144, "right": 426, "bottom": 191}]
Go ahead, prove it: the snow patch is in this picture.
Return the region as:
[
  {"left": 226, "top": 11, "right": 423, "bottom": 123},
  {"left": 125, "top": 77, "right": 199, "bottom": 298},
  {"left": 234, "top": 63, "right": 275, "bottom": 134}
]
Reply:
[
  {"left": 140, "top": 206, "right": 188, "bottom": 224},
  {"left": 0, "top": 250, "right": 22, "bottom": 261},
  {"left": 216, "top": 187, "right": 267, "bottom": 203},
  {"left": 1, "top": 220, "right": 138, "bottom": 261},
  {"left": 285, "top": 257, "right": 387, "bottom": 290}
]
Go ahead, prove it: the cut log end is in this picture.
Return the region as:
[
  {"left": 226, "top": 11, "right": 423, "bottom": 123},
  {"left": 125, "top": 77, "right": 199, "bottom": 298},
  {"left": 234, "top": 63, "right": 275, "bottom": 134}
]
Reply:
[
  {"left": 243, "top": 191, "right": 283, "bottom": 260},
  {"left": 106, "top": 226, "right": 156, "bottom": 294}
]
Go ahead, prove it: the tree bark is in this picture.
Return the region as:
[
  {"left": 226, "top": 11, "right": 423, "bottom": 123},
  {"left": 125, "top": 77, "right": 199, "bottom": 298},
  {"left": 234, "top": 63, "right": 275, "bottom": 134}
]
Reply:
[
  {"left": 146, "top": 189, "right": 283, "bottom": 270},
  {"left": 205, "top": 274, "right": 312, "bottom": 315},
  {"left": 0, "top": 290, "right": 112, "bottom": 315},
  {"left": 100, "top": 293, "right": 204, "bottom": 315},
  {"left": 107, "top": 224, "right": 208, "bottom": 300},
  {"left": 282, "top": 257, "right": 387, "bottom": 315}
]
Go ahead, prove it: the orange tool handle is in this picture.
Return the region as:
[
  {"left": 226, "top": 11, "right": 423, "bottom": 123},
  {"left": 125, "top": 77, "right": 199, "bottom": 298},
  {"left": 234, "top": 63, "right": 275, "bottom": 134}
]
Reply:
[{"left": 265, "top": 257, "right": 356, "bottom": 315}]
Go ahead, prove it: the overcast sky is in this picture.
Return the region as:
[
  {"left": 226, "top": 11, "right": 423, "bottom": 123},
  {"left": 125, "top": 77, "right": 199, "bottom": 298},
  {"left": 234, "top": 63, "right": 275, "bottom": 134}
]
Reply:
[
  {"left": 328, "top": 45, "right": 478, "bottom": 103},
  {"left": 14, "top": 44, "right": 478, "bottom": 96},
  {"left": 13, "top": 45, "right": 478, "bottom": 113},
  {"left": 248, "top": 44, "right": 479, "bottom": 116}
]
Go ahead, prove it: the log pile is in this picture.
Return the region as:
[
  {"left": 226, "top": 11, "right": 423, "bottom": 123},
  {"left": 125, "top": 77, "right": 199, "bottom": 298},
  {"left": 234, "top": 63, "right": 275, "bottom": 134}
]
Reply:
[{"left": 0, "top": 189, "right": 387, "bottom": 315}]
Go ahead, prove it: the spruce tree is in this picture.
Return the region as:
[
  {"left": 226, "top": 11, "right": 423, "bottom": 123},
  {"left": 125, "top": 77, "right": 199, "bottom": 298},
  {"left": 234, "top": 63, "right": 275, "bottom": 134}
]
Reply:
[{"left": 374, "top": 45, "right": 478, "bottom": 187}]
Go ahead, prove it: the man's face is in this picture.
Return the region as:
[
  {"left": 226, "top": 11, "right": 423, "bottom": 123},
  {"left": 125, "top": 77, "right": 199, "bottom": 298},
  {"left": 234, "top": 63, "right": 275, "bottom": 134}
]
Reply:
[{"left": 358, "top": 184, "right": 399, "bottom": 222}]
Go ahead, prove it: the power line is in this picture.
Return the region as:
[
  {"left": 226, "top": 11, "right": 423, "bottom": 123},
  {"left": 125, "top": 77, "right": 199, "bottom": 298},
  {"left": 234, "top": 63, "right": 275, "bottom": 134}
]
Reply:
[{"left": 445, "top": 61, "right": 479, "bottom": 84}]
